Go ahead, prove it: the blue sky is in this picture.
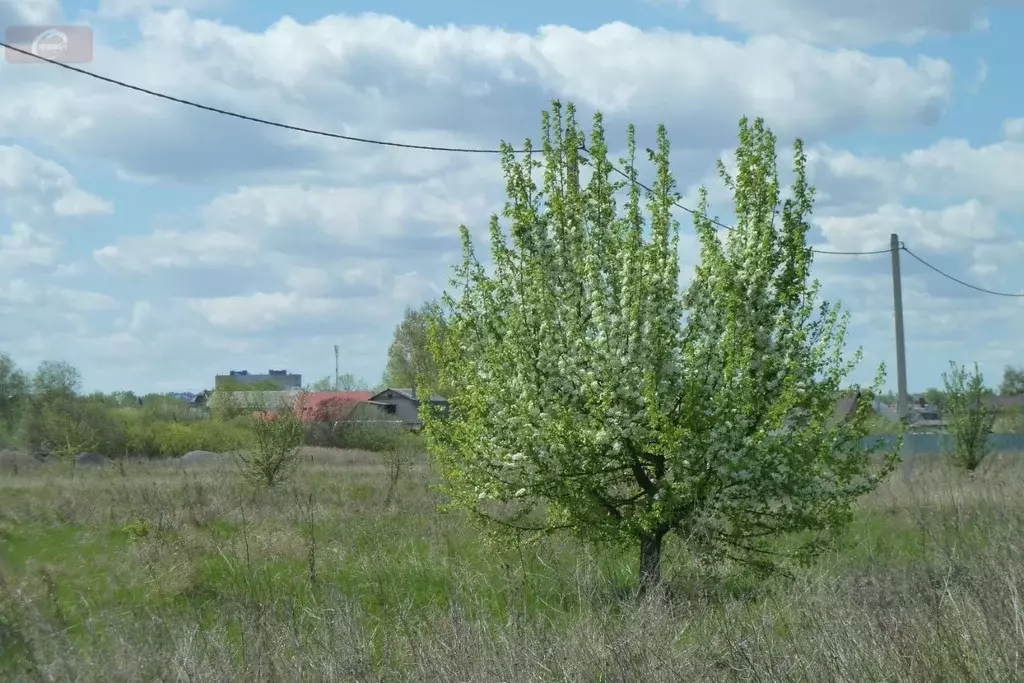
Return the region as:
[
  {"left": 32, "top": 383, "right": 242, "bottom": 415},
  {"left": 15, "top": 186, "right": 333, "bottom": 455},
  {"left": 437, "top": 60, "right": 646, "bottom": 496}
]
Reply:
[{"left": 0, "top": 0, "right": 1022, "bottom": 395}]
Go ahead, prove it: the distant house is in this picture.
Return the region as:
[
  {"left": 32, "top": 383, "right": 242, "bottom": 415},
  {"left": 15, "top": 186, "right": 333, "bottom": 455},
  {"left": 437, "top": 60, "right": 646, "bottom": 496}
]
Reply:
[
  {"left": 214, "top": 369, "right": 302, "bottom": 390},
  {"left": 249, "top": 388, "right": 449, "bottom": 429},
  {"left": 253, "top": 391, "right": 372, "bottom": 423},
  {"left": 985, "top": 394, "right": 1024, "bottom": 413},
  {"left": 294, "top": 391, "right": 375, "bottom": 424},
  {"left": 365, "top": 388, "right": 450, "bottom": 428},
  {"left": 905, "top": 396, "right": 946, "bottom": 431}
]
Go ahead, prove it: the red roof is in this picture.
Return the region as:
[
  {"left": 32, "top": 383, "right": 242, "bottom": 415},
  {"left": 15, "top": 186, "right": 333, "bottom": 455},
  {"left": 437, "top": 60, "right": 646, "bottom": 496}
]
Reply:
[
  {"left": 250, "top": 391, "right": 374, "bottom": 423},
  {"left": 295, "top": 391, "right": 373, "bottom": 423}
]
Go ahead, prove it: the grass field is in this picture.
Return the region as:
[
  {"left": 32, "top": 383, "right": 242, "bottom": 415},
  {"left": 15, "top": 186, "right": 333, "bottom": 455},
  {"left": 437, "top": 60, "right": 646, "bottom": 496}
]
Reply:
[{"left": 1, "top": 447, "right": 1022, "bottom": 682}]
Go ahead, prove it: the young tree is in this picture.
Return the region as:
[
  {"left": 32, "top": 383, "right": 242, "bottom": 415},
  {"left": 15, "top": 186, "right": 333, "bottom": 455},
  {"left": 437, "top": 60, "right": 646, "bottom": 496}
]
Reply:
[
  {"left": 308, "top": 376, "right": 334, "bottom": 391},
  {"left": 38, "top": 397, "right": 101, "bottom": 474},
  {"left": 32, "top": 360, "right": 81, "bottom": 397},
  {"left": 384, "top": 302, "right": 449, "bottom": 394},
  {"left": 1000, "top": 365, "right": 1024, "bottom": 396},
  {"left": 921, "top": 387, "right": 947, "bottom": 411},
  {"left": 423, "top": 102, "right": 896, "bottom": 593},
  {"left": 943, "top": 361, "right": 996, "bottom": 471},
  {"left": 307, "top": 373, "right": 369, "bottom": 392},
  {"left": 336, "top": 373, "right": 369, "bottom": 390},
  {"left": 0, "top": 352, "right": 29, "bottom": 435},
  {"left": 236, "top": 403, "right": 306, "bottom": 487}
]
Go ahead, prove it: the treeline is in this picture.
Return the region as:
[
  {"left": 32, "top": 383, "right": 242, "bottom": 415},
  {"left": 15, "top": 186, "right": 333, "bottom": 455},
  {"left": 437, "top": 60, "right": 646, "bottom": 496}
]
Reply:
[
  {"left": 0, "top": 353, "right": 416, "bottom": 460},
  {"left": 864, "top": 364, "right": 1024, "bottom": 435}
]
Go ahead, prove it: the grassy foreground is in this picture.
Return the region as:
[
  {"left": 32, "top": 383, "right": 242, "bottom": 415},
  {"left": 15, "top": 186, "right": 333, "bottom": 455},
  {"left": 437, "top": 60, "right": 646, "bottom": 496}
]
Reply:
[{"left": 1, "top": 448, "right": 1022, "bottom": 682}]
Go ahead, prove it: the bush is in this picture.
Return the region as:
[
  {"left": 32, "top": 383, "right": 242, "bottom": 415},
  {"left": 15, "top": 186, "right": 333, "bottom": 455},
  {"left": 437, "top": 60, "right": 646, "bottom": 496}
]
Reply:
[
  {"left": 20, "top": 394, "right": 126, "bottom": 458},
  {"left": 236, "top": 408, "right": 305, "bottom": 487},
  {"left": 305, "top": 420, "right": 423, "bottom": 452},
  {"left": 158, "top": 419, "right": 249, "bottom": 456},
  {"left": 942, "top": 361, "right": 997, "bottom": 472},
  {"left": 112, "top": 409, "right": 249, "bottom": 457},
  {"left": 207, "top": 388, "right": 249, "bottom": 421}
]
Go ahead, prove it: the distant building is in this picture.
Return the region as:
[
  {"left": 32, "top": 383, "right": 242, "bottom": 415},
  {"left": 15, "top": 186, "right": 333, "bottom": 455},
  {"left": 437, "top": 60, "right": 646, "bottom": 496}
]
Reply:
[
  {"left": 365, "top": 387, "right": 450, "bottom": 428},
  {"left": 214, "top": 369, "right": 302, "bottom": 390}
]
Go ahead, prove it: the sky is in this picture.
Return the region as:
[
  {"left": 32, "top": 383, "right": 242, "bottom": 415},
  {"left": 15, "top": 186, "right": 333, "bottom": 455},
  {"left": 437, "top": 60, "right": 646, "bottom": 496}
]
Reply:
[{"left": 0, "top": 0, "right": 1022, "bottom": 395}]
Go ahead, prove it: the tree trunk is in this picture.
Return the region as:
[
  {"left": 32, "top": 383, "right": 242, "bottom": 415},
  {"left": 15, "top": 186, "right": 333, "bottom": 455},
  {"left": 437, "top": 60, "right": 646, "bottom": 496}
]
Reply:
[{"left": 638, "top": 532, "right": 664, "bottom": 596}]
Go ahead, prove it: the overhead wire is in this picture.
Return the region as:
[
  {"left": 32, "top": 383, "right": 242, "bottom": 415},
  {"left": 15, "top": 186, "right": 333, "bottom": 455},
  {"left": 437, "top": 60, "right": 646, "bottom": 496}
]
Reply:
[
  {"left": 901, "top": 245, "right": 1024, "bottom": 298},
  {"left": 5, "top": 40, "right": 1020, "bottom": 295},
  {"left": 0, "top": 41, "right": 522, "bottom": 153},
  {"left": 1, "top": 40, "right": 893, "bottom": 255}
]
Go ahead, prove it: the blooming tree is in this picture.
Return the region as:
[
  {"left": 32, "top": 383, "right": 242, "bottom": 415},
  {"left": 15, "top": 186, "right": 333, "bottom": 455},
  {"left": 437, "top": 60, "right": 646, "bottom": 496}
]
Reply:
[{"left": 423, "top": 102, "right": 897, "bottom": 592}]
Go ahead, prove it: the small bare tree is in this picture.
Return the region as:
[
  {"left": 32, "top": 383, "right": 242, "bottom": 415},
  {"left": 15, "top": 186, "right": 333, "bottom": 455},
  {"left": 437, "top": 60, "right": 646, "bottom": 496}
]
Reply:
[
  {"left": 942, "top": 361, "right": 996, "bottom": 472},
  {"left": 236, "top": 399, "right": 306, "bottom": 487},
  {"left": 379, "top": 428, "right": 418, "bottom": 507}
]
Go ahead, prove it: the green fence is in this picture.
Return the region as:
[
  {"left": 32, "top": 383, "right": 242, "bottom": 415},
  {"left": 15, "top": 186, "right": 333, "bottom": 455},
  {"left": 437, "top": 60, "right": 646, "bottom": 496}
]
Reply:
[{"left": 864, "top": 433, "right": 1024, "bottom": 455}]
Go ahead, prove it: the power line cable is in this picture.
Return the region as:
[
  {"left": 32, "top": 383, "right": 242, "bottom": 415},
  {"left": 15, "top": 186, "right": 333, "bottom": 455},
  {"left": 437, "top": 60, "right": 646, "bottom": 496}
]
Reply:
[
  {"left": 0, "top": 41, "right": 524, "bottom": 153},
  {"left": 0, "top": 40, "right": 931, "bottom": 259},
  {"left": 901, "top": 245, "right": 1024, "bottom": 298},
  {"left": 596, "top": 154, "right": 892, "bottom": 255},
  {"left": 812, "top": 247, "right": 891, "bottom": 255}
]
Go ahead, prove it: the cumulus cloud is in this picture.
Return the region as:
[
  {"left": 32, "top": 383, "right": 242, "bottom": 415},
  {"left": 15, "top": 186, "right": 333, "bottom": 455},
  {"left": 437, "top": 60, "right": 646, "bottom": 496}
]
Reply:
[
  {"left": 0, "top": 145, "right": 113, "bottom": 217},
  {"left": 0, "top": 279, "right": 117, "bottom": 311},
  {"left": 97, "top": 0, "right": 227, "bottom": 16},
  {"left": 816, "top": 200, "right": 999, "bottom": 253},
  {"left": 0, "top": 12, "right": 952, "bottom": 184},
  {"left": 0, "top": 223, "right": 58, "bottom": 268},
  {"left": 1003, "top": 118, "right": 1024, "bottom": 140},
  {"left": 0, "top": 0, "right": 60, "bottom": 27}
]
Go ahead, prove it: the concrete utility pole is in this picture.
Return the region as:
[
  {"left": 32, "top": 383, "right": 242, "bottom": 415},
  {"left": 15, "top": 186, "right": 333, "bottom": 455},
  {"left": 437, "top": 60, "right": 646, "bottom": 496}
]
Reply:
[
  {"left": 890, "top": 233, "right": 909, "bottom": 423},
  {"left": 334, "top": 344, "right": 340, "bottom": 392}
]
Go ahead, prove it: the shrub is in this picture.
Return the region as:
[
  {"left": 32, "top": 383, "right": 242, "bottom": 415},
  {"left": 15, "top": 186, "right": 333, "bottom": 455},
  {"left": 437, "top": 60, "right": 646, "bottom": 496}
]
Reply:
[
  {"left": 157, "top": 418, "right": 249, "bottom": 456},
  {"left": 207, "top": 388, "right": 248, "bottom": 421},
  {"left": 20, "top": 394, "right": 126, "bottom": 458},
  {"left": 306, "top": 419, "right": 423, "bottom": 452},
  {"left": 112, "top": 410, "right": 249, "bottom": 458},
  {"left": 236, "top": 408, "right": 305, "bottom": 487},
  {"left": 942, "top": 360, "right": 997, "bottom": 472}
]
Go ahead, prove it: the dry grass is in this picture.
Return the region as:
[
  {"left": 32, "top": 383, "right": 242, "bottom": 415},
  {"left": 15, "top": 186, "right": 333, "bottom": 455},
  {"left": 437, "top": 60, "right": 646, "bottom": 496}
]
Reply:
[{"left": 1, "top": 447, "right": 1023, "bottom": 681}]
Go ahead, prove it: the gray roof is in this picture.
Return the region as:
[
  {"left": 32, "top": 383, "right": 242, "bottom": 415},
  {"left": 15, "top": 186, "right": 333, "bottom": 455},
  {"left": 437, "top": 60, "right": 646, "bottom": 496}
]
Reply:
[{"left": 373, "top": 388, "right": 448, "bottom": 404}]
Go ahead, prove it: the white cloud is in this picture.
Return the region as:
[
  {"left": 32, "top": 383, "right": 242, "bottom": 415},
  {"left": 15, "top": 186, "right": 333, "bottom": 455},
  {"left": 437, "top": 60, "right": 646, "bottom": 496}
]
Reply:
[
  {"left": 804, "top": 123, "right": 1024, "bottom": 215},
  {"left": 816, "top": 200, "right": 999, "bottom": 253},
  {"left": 184, "top": 291, "right": 396, "bottom": 332},
  {"left": 97, "top": 0, "right": 228, "bottom": 16},
  {"left": 0, "top": 278, "right": 117, "bottom": 311},
  {"left": 1002, "top": 118, "right": 1024, "bottom": 140},
  {"left": 0, "top": 146, "right": 113, "bottom": 217},
  {"left": 93, "top": 170, "right": 499, "bottom": 293},
  {"left": 0, "top": 12, "right": 952, "bottom": 185},
  {"left": 94, "top": 229, "right": 259, "bottom": 273},
  {"left": 676, "top": 0, "right": 1003, "bottom": 46},
  {"left": 970, "top": 240, "right": 1024, "bottom": 291},
  {"left": 0, "top": 0, "right": 60, "bottom": 27},
  {"left": 0, "top": 223, "right": 58, "bottom": 268},
  {"left": 53, "top": 188, "right": 116, "bottom": 216}
]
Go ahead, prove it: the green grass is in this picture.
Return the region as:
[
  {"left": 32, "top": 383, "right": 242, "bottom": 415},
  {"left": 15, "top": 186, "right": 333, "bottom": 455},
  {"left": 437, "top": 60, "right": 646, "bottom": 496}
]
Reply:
[{"left": 1, "top": 447, "right": 1023, "bottom": 681}]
